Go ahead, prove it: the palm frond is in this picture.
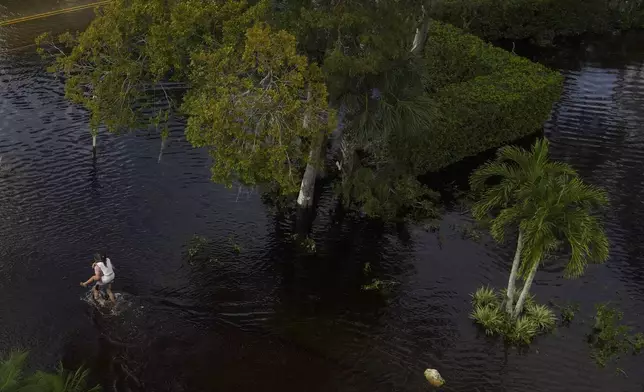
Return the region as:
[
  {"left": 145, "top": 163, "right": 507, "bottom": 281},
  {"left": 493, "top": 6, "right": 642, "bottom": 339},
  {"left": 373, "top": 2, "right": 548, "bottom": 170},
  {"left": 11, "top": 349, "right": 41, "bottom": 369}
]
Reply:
[
  {"left": 22, "top": 364, "right": 100, "bottom": 392},
  {"left": 496, "top": 144, "right": 534, "bottom": 173},
  {"left": 489, "top": 204, "right": 522, "bottom": 243},
  {"left": 0, "top": 351, "right": 28, "bottom": 392}
]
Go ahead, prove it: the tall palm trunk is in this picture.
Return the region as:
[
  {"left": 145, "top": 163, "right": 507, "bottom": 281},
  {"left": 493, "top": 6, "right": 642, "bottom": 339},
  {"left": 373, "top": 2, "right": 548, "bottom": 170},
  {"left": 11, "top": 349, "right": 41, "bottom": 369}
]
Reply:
[
  {"left": 513, "top": 260, "right": 539, "bottom": 317},
  {"left": 506, "top": 231, "right": 524, "bottom": 314}
]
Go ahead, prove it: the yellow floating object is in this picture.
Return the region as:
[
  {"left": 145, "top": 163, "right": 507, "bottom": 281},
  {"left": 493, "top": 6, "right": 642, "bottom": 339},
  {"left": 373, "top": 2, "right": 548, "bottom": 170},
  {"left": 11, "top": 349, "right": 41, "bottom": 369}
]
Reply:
[{"left": 424, "top": 368, "right": 445, "bottom": 387}]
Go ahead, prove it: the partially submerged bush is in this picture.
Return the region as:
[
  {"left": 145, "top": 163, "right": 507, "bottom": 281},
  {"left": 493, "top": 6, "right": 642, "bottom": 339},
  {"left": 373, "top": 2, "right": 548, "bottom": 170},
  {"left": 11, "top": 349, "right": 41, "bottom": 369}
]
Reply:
[
  {"left": 470, "top": 286, "right": 556, "bottom": 344},
  {"left": 508, "top": 316, "right": 539, "bottom": 345},
  {"left": 187, "top": 234, "right": 209, "bottom": 260},
  {"left": 470, "top": 304, "right": 505, "bottom": 336},
  {"left": 361, "top": 279, "right": 398, "bottom": 293},
  {"left": 525, "top": 303, "right": 557, "bottom": 331},
  {"left": 589, "top": 303, "right": 643, "bottom": 367},
  {"left": 560, "top": 302, "right": 580, "bottom": 325},
  {"left": 471, "top": 286, "right": 498, "bottom": 308}
]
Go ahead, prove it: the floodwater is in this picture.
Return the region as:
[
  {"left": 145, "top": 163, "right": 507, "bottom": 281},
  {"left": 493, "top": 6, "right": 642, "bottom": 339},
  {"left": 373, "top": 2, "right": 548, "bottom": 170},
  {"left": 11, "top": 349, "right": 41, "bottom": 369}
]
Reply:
[{"left": 1, "top": 6, "right": 644, "bottom": 392}]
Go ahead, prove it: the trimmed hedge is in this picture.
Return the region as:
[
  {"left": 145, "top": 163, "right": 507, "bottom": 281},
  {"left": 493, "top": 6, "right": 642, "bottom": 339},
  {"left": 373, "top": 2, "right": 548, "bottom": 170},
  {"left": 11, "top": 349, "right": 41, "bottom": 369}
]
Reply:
[
  {"left": 398, "top": 21, "right": 563, "bottom": 173},
  {"left": 430, "top": 0, "right": 644, "bottom": 42}
]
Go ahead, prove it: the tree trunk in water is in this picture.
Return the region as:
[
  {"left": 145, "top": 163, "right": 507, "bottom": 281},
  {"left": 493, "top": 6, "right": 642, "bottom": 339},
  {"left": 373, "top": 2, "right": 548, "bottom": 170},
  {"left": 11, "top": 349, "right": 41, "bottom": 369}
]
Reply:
[
  {"left": 505, "top": 231, "right": 524, "bottom": 314},
  {"left": 158, "top": 137, "right": 167, "bottom": 163},
  {"left": 297, "top": 89, "right": 319, "bottom": 209},
  {"left": 296, "top": 136, "right": 323, "bottom": 208},
  {"left": 411, "top": 16, "right": 431, "bottom": 55},
  {"left": 513, "top": 261, "right": 539, "bottom": 318},
  {"left": 92, "top": 134, "right": 97, "bottom": 158}
]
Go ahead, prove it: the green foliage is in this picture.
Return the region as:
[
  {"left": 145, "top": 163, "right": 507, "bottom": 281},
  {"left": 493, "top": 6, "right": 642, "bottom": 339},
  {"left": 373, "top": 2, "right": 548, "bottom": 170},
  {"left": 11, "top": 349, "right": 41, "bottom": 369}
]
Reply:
[
  {"left": 38, "top": 0, "right": 333, "bottom": 197},
  {"left": 471, "top": 138, "right": 609, "bottom": 281},
  {"left": 525, "top": 303, "right": 556, "bottom": 331},
  {"left": 407, "top": 22, "right": 563, "bottom": 172},
  {"left": 37, "top": 0, "right": 265, "bottom": 133},
  {"left": 227, "top": 235, "right": 242, "bottom": 254},
  {"left": 470, "top": 304, "right": 505, "bottom": 336},
  {"left": 0, "top": 351, "right": 100, "bottom": 392},
  {"left": 590, "top": 303, "right": 643, "bottom": 367},
  {"left": 633, "top": 333, "right": 644, "bottom": 353},
  {"left": 0, "top": 351, "right": 27, "bottom": 392},
  {"left": 459, "top": 224, "right": 482, "bottom": 241},
  {"left": 330, "top": 21, "right": 557, "bottom": 220},
  {"left": 274, "top": 0, "right": 425, "bottom": 99},
  {"left": 508, "top": 316, "right": 539, "bottom": 345},
  {"left": 470, "top": 286, "right": 556, "bottom": 344},
  {"left": 36, "top": 0, "right": 564, "bottom": 220},
  {"left": 471, "top": 286, "right": 499, "bottom": 308},
  {"left": 301, "top": 236, "right": 316, "bottom": 253},
  {"left": 338, "top": 165, "right": 440, "bottom": 221},
  {"left": 361, "top": 279, "right": 398, "bottom": 292},
  {"left": 361, "top": 258, "right": 398, "bottom": 293},
  {"left": 559, "top": 302, "right": 580, "bottom": 325},
  {"left": 187, "top": 235, "right": 209, "bottom": 260},
  {"left": 335, "top": 57, "right": 442, "bottom": 220},
  {"left": 183, "top": 22, "right": 333, "bottom": 194},
  {"left": 431, "top": 0, "right": 644, "bottom": 43}
]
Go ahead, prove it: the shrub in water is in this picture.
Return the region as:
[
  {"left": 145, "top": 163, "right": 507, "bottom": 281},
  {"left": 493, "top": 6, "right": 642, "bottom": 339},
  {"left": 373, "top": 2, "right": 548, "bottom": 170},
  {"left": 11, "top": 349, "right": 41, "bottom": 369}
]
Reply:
[
  {"left": 560, "top": 303, "right": 579, "bottom": 325},
  {"left": 471, "top": 286, "right": 499, "bottom": 308},
  {"left": 589, "top": 303, "right": 644, "bottom": 367},
  {"left": 509, "top": 316, "right": 539, "bottom": 345},
  {"left": 470, "top": 304, "right": 505, "bottom": 336},
  {"left": 525, "top": 303, "right": 557, "bottom": 332},
  {"left": 470, "top": 285, "right": 556, "bottom": 345}
]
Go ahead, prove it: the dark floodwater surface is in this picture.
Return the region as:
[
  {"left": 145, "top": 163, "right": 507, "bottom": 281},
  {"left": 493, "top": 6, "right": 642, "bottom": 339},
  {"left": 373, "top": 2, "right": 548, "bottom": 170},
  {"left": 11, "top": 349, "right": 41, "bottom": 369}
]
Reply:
[{"left": 1, "top": 7, "right": 644, "bottom": 392}]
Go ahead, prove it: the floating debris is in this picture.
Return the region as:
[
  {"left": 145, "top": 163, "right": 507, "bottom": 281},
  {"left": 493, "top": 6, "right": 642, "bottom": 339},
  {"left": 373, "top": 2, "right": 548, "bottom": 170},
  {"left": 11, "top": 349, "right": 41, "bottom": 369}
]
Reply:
[{"left": 424, "top": 368, "right": 445, "bottom": 387}]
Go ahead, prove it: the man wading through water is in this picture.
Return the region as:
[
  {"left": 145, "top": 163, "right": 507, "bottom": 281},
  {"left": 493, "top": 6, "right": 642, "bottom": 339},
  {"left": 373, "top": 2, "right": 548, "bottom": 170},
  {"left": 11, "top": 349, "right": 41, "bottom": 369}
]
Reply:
[{"left": 81, "top": 253, "right": 116, "bottom": 305}]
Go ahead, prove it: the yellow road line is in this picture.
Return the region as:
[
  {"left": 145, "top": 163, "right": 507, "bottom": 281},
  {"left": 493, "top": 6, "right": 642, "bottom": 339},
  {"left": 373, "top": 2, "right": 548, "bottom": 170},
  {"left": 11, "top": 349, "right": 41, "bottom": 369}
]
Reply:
[{"left": 0, "top": 1, "right": 109, "bottom": 27}]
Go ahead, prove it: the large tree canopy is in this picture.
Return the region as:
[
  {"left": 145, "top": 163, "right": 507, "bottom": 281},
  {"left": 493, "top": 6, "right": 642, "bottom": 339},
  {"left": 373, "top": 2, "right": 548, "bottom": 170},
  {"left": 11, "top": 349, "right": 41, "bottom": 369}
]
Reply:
[
  {"left": 37, "top": 0, "right": 431, "bottom": 209},
  {"left": 38, "top": 0, "right": 267, "bottom": 132},
  {"left": 182, "top": 22, "right": 332, "bottom": 193},
  {"left": 37, "top": 0, "right": 561, "bottom": 220}
]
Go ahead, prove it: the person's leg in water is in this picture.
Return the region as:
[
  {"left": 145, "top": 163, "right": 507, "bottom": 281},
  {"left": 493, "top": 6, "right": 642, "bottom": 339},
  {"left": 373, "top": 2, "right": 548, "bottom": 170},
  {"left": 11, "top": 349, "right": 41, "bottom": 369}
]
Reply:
[
  {"left": 106, "top": 283, "right": 116, "bottom": 305},
  {"left": 92, "top": 283, "right": 102, "bottom": 302}
]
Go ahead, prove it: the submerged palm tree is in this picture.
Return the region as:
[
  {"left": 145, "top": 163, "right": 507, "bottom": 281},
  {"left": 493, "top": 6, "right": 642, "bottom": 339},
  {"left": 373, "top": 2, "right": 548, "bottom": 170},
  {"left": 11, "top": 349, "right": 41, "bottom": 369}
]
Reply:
[
  {"left": 470, "top": 138, "right": 609, "bottom": 317},
  {"left": 0, "top": 351, "right": 100, "bottom": 392}
]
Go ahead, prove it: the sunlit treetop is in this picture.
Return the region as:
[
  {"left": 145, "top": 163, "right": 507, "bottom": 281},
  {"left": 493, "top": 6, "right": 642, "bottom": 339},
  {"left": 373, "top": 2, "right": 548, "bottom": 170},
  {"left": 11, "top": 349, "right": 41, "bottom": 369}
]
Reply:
[{"left": 183, "top": 22, "right": 333, "bottom": 193}]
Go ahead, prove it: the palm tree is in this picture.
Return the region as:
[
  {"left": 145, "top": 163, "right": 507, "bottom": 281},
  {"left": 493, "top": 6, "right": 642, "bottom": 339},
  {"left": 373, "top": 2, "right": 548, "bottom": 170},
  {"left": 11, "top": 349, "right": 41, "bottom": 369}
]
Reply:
[
  {"left": 470, "top": 138, "right": 609, "bottom": 317},
  {"left": 0, "top": 351, "right": 100, "bottom": 392}
]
